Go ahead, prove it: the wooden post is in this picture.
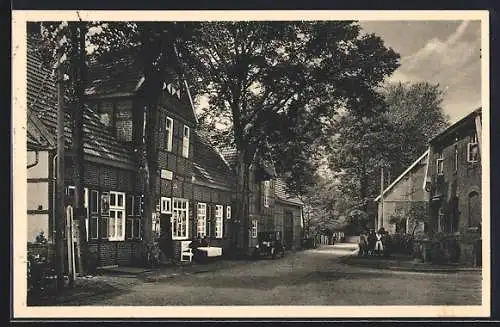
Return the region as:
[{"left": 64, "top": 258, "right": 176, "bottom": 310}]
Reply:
[
  {"left": 379, "top": 166, "right": 384, "bottom": 231},
  {"left": 66, "top": 205, "right": 75, "bottom": 286},
  {"left": 55, "top": 34, "right": 67, "bottom": 291}
]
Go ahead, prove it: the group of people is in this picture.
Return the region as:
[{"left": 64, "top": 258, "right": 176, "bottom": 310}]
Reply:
[{"left": 358, "top": 227, "right": 390, "bottom": 257}]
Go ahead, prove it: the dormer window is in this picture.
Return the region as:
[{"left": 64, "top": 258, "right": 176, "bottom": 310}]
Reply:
[
  {"left": 97, "top": 99, "right": 133, "bottom": 143},
  {"left": 182, "top": 125, "right": 190, "bottom": 158},
  {"left": 467, "top": 133, "right": 479, "bottom": 163}
]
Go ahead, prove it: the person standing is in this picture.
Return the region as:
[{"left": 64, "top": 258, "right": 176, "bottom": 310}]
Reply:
[
  {"left": 358, "top": 231, "right": 368, "bottom": 256},
  {"left": 375, "top": 229, "right": 384, "bottom": 256},
  {"left": 367, "top": 229, "right": 376, "bottom": 256}
]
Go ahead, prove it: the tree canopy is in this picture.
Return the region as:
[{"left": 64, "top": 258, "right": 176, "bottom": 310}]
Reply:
[{"left": 178, "top": 21, "right": 400, "bottom": 197}]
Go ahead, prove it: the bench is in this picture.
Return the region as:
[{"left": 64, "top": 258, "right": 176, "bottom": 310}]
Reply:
[{"left": 180, "top": 241, "right": 194, "bottom": 263}]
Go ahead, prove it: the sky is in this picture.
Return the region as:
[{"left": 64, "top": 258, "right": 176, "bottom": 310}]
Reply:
[{"left": 359, "top": 20, "right": 482, "bottom": 124}]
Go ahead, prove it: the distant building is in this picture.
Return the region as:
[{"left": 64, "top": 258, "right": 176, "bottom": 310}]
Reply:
[
  {"left": 424, "top": 108, "right": 482, "bottom": 266},
  {"left": 374, "top": 151, "right": 429, "bottom": 234},
  {"left": 220, "top": 148, "right": 304, "bottom": 254}
]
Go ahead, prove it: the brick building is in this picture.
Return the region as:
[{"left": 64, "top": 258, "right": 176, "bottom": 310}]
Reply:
[
  {"left": 423, "top": 108, "right": 482, "bottom": 266},
  {"left": 220, "top": 148, "right": 304, "bottom": 254},
  {"left": 27, "top": 33, "right": 303, "bottom": 268}
]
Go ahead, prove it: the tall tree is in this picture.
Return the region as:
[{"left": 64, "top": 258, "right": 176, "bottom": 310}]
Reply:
[
  {"left": 328, "top": 111, "right": 400, "bottom": 213},
  {"left": 382, "top": 81, "right": 449, "bottom": 178},
  {"left": 179, "top": 21, "right": 400, "bottom": 252}
]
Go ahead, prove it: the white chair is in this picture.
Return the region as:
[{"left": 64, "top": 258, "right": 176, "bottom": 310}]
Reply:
[{"left": 180, "top": 241, "right": 194, "bottom": 263}]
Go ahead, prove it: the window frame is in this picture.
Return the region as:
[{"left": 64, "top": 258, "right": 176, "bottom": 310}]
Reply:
[
  {"left": 108, "top": 191, "right": 126, "bottom": 241},
  {"left": 165, "top": 116, "right": 174, "bottom": 152},
  {"left": 197, "top": 202, "right": 207, "bottom": 238},
  {"left": 251, "top": 219, "right": 258, "bottom": 239},
  {"left": 182, "top": 125, "right": 190, "bottom": 158},
  {"left": 172, "top": 198, "right": 189, "bottom": 240},
  {"left": 436, "top": 152, "right": 444, "bottom": 175},
  {"left": 467, "top": 134, "right": 479, "bottom": 163},
  {"left": 226, "top": 205, "right": 231, "bottom": 220},
  {"left": 125, "top": 194, "right": 143, "bottom": 240},
  {"left": 160, "top": 197, "right": 172, "bottom": 214},
  {"left": 263, "top": 180, "right": 270, "bottom": 208},
  {"left": 215, "top": 204, "right": 224, "bottom": 239}
]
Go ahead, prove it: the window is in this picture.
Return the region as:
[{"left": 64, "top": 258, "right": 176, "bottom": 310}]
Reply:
[
  {"left": 263, "top": 180, "right": 270, "bottom": 208},
  {"left": 215, "top": 205, "right": 223, "bottom": 238},
  {"left": 172, "top": 198, "right": 189, "bottom": 239},
  {"left": 99, "top": 101, "right": 114, "bottom": 128},
  {"left": 165, "top": 116, "right": 173, "bottom": 152},
  {"left": 467, "top": 133, "right": 479, "bottom": 163},
  {"left": 454, "top": 144, "right": 459, "bottom": 172},
  {"left": 115, "top": 100, "right": 133, "bottom": 142},
  {"left": 89, "top": 190, "right": 99, "bottom": 239},
  {"left": 226, "top": 206, "right": 231, "bottom": 220},
  {"left": 436, "top": 152, "right": 444, "bottom": 175},
  {"left": 182, "top": 125, "right": 190, "bottom": 158},
  {"left": 108, "top": 191, "right": 125, "bottom": 241},
  {"left": 90, "top": 190, "right": 99, "bottom": 214},
  {"left": 161, "top": 197, "right": 172, "bottom": 214},
  {"left": 251, "top": 220, "right": 258, "bottom": 238},
  {"left": 197, "top": 202, "right": 207, "bottom": 238},
  {"left": 126, "top": 195, "right": 142, "bottom": 240}
]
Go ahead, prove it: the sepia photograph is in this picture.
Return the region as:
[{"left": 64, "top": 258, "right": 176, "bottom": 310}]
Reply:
[{"left": 11, "top": 10, "right": 490, "bottom": 319}]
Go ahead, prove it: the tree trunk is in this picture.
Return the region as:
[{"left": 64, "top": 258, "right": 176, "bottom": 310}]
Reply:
[
  {"left": 70, "top": 21, "right": 89, "bottom": 276},
  {"left": 140, "top": 108, "right": 154, "bottom": 246},
  {"left": 55, "top": 39, "right": 66, "bottom": 291},
  {"left": 235, "top": 151, "right": 250, "bottom": 253}
]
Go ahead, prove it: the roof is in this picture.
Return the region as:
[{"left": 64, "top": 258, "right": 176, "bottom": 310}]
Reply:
[
  {"left": 192, "top": 132, "right": 235, "bottom": 190},
  {"left": 429, "top": 107, "right": 482, "bottom": 145},
  {"left": 374, "top": 150, "right": 429, "bottom": 202},
  {"left": 85, "top": 49, "right": 199, "bottom": 125},
  {"left": 27, "top": 110, "right": 56, "bottom": 150},
  {"left": 85, "top": 51, "right": 143, "bottom": 98},
  {"left": 219, "top": 147, "right": 238, "bottom": 168},
  {"left": 274, "top": 178, "right": 303, "bottom": 206},
  {"left": 27, "top": 36, "right": 136, "bottom": 168}
]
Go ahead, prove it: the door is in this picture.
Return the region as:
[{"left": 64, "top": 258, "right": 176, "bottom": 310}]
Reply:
[
  {"left": 284, "top": 211, "right": 294, "bottom": 249},
  {"left": 159, "top": 213, "right": 173, "bottom": 259}
]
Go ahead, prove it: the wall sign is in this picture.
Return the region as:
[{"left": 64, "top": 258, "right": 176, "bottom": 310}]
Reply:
[{"left": 161, "top": 169, "right": 173, "bottom": 180}]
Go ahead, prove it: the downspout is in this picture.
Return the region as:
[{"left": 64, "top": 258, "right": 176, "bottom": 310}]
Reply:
[
  {"left": 27, "top": 150, "right": 39, "bottom": 169},
  {"left": 52, "top": 153, "right": 58, "bottom": 243}
]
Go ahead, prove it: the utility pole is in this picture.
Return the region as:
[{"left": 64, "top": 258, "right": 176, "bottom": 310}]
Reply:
[
  {"left": 379, "top": 166, "right": 384, "bottom": 231},
  {"left": 55, "top": 28, "right": 67, "bottom": 291}
]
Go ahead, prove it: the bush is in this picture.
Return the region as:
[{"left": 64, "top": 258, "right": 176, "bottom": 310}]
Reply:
[
  {"left": 388, "top": 233, "right": 414, "bottom": 255},
  {"left": 27, "top": 240, "right": 55, "bottom": 296}
]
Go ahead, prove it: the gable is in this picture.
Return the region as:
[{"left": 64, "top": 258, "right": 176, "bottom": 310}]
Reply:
[{"left": 27, "top": 36, "right": 136, "bottom": 168}]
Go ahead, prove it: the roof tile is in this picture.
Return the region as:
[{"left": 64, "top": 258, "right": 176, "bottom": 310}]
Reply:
[{"left": 27, "top": 37, "right": 136, "bottom": 167}]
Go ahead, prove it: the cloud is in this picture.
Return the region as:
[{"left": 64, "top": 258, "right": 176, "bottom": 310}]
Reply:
[
  {"left": 397, "top": 21, "right": 480, "bottom": 82},
  {"left": 386, "top": 20, "right": 481, "bottom": 122}
]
